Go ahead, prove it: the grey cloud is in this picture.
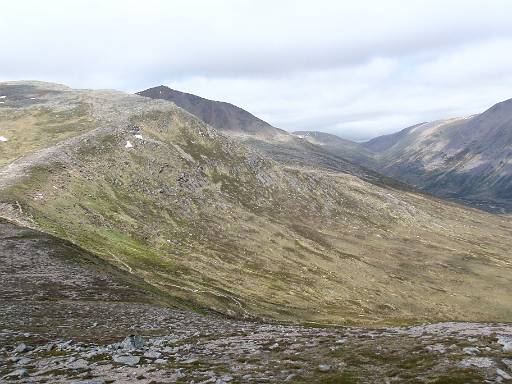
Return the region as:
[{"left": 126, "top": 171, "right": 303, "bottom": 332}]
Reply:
[{"left": 1, "top": 0, "right": 512, "bottom": 140}]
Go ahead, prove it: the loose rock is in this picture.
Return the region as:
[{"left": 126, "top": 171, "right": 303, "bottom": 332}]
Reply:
[{"left": 113, "top": 354, "right": 140, "bottom": 366}]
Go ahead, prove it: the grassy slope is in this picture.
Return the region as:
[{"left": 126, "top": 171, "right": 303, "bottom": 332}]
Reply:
[{"left": 1, "top": 82, "right": 512, "bottom": 326}]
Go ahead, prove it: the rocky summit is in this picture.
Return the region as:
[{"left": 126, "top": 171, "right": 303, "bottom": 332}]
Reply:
[{"left": 1, "top": 81, "right": 512, "bottom": 383}]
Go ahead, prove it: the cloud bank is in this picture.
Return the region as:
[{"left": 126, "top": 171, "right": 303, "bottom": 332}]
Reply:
[{"left": 1, "top": 0, "right": 512, "bottom": 140}]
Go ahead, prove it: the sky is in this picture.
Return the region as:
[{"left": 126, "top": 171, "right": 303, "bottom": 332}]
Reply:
[{"left": 2, "top": 1, "right": 512, "bottom": 141}]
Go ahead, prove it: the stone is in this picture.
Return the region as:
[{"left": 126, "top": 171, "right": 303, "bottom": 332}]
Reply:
[
  {"left": 13, "top": 343, "right": 30, "bottom": 353},
  {"left": 15, "top": 357, "right": 32, "bottom": 365},
  {"left": 318, "top": 364, "right": 331, "bottom": 372},
  {"left": 154, "top": 358, "right": 168, "bottom": 364},
  {"left": 183, "top": 357, "right": 198, "bottom": 364},
  {"left": 462, "top": 347, "right": 480, "bottom": 355},
  {"left": 143, "top": 350, "right": 162, "bottom": 359},
  {"left": 497, "top": 369, "right": 512, "bottom": 380},
  {"left": 425, "top": 344, "right": 446, "bottom": 353},
  {"left": 120, "top": 335, "right": 145, "bottom": 350},
  {"left": 4, "top": 368, "right": 29, "bottom": 379},
  {"left": 113, "top": 354, "right": 140, "bottom": 366},
  {"left": 168, "top": 371, "right": 186, "bottom": 381},
  {"left": 70, "top": 380, "right": 105, "bottom": 384},
  {"left": 497, "top": 335, "right": 512, "bottom": 352},
  {"left": 68, "top": 358, "right": 89, "bottom": 370},
  {"left": 457, "top": 357, "right": 495, "bottom": 369},
  {"left": 57, "top": 340, "right": 73, "bottom": 350},
  {"left": 84, "top": 350, "right": 100, "bottom": 359}
]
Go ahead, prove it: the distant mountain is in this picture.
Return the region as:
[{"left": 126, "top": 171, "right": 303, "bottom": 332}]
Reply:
[
  {"left": 137, "top": 86, "right": 284, "bottom": 137},
  {"left": 293, "top": 130, "right": 374, "bottom": 165},
  {"left": 360, "top": 99, "right": 512, "bottom": 212},
  {"left": 294, "top": 100, "right": 512, "bottom": 212},
  {"left": 2, "top": 81, "right": 512, "bottom": 325}
]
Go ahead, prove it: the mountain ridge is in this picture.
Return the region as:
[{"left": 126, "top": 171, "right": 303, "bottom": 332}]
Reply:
[
  {"left": 294, "top": 99, "right": 512, "bottom": 212},
  {"left": 1, "top": 81, "right": 512, "bottom": 326},
  {"left": 137, "top": 85, "right": 285, "bottom": 137}
]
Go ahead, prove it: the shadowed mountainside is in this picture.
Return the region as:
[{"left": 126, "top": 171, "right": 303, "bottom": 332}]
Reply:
[
  {"left": 360, "top": 100, "right": 512, "bottom": 212},
  {"left": 137, "top": 86, "right": 283, "bottom": 137},
  {"left": 294, "top": 99, "right": 512, "bottom": 212}
]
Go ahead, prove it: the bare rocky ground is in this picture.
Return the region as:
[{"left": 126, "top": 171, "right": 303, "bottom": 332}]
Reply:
[{"left": 1, "top": 219, "right": 512, "bottom": 383}]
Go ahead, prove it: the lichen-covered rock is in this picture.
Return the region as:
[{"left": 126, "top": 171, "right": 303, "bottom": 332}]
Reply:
[
  {"left": 119, "top": 335, "right": 145, "bottom": 350},
  {"left": 112, "top": 354, "right": 140, "bottom": 366}
]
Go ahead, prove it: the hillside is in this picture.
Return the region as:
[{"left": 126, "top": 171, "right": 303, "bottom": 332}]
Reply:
[
  {"left": 137, "top": 86, "right": 284, "bottom": 137},
  {"left": 1, "top": 81, "right": 512, "bottom": 326},
  {"left": 137, "top": 86, "right": 380, "bottom": 180},
  {"left": 294, "top": 99, "right": 512, "bottom": 212},
  {"left": 362, "top": 100, "right": 512, "bottom": 212},
  {"left": 293, "top": 130, "right": 375, "bottom": 165},
  {"left": 4, "top": 217, "right": 511, "bottom": 383}
]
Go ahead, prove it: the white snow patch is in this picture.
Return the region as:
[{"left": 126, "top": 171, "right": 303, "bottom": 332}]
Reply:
[
  {"left": 29, "top": 97, "right": 36, "bottom": 100},
  {"left": 134, "top": 134, "right": 143, "bottom": 139},
  {"left": 0, "top": 136, "right": 8, "bottom": 142},
  {"left": 125, "top": 140, "right": 133, "bottom": 148},
  {"left": 0, "top": 96, "right": 6, "bottom": 99}
]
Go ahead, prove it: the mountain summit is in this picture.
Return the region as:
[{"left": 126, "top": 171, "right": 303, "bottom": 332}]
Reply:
[{"left": 137, "top": 86, "right": 284, "bottom": 137}]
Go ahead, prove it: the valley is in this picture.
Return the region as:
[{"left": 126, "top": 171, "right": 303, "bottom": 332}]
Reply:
[{"left": 1, "top": 81, "right": 512, "bottom": 383}]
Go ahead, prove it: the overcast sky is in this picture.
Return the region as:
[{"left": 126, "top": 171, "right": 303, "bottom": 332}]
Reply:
[{"left": 2, "top": 0, "right": 512, "bottom": 140}]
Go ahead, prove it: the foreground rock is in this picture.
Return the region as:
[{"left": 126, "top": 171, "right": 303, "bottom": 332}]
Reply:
[{"left": 1, "top": 318, "right": 512, "bottom": 383}]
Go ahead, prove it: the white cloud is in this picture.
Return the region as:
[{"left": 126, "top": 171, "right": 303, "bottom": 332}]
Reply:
[{"left": 1, "top": 0, "right": 512, "bottom": 140}]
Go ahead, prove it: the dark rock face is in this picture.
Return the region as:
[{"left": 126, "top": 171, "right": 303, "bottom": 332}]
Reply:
[{"left": 137, "top": 86, "right": 283, "bottom": 137}]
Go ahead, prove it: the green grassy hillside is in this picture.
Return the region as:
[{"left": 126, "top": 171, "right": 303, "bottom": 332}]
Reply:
[{"left": 1, "top": 81, "right": 512, "bottom": 325}]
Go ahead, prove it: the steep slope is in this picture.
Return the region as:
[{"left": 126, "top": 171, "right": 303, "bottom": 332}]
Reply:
[
  {"left": 1, "top": 81, "right": 512, "bottom": 326},
  {"left": 4, "top": 223, "right": 511, "bottom": 384},
  {"left": 137, "top": 86, "right": 284, "bottom": 137},
  {"left": 137, "top": 86, "right": 380, "bottom": 180},
  {"left": 0, "top": 218, "right": 196, "bottom": 340},
  {"left": 362, "top": 100, "right": 512, "bottom": 212},
  {"left": 362, "top": 122, "right": 427, "bottom": 153}
]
